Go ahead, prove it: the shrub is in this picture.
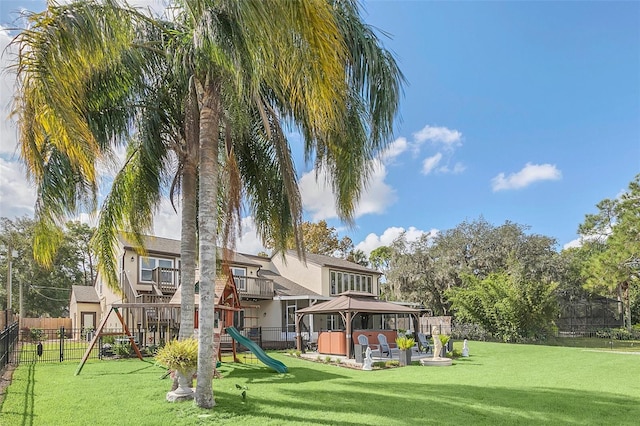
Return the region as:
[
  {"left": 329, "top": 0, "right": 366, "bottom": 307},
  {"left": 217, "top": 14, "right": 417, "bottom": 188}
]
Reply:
[
  {"left": 114, "top": 342, "right": 132, "bottom": 357},
  {"left": 384, "top": 360, "right": 399, "bottom": 368},
  {"left": 611, "top": 328, "right": 632, "bottom": 340},
  {"left": 155, "top": 338, "right": 199, "bottom": 373},
  {"left": 395, "top": 336, "right": 416, "bottom": 350},
  {"left": 30, "top": 328, "right": 44, "bottom": 342}
]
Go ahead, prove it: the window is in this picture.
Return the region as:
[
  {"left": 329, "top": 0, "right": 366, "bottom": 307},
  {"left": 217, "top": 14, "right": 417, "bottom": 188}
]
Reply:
[
  {"left": 231, "top": 267, "right": 247, "bottom": 291},
  {"left": 140, "top": 257, "right": 174, "bottom": 283},
  {"left": 329, "top": 270, "right": 374, "bottom": 295}
]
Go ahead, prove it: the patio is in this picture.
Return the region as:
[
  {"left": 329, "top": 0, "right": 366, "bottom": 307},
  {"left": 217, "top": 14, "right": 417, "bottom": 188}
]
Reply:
[{"left": 299, "top": 344, "right": 436, "bottom": 366}]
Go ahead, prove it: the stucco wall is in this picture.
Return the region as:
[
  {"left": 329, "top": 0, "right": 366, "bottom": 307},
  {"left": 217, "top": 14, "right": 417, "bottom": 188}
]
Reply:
[{"left": 269, "top": 254, "right": 323, "bottom": 295}]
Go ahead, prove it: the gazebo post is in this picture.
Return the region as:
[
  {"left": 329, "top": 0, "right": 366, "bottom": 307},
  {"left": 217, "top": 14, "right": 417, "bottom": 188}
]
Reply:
[{"left": 345, "top": 311, "right": 352, "bottom": 359}]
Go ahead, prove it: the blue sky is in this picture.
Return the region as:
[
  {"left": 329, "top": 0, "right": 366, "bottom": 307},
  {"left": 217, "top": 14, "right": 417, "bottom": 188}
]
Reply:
[{"left": 1, "top": 1, "right": 638, "bottom": 256}]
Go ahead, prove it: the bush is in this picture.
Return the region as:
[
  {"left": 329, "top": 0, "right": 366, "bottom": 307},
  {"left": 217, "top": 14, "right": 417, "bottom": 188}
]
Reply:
[
  {"left": 114, "top": 342, "right": 132, "bottom": 357},
  {"left": 611, "top": 328, "right": 632, "bottom": 340},
  {"left": 30, "top": 328, "right": 44, "bottom": 342},
  {"left": 155, "top": 338, "right": 198, "bottom": 373},
  {"left": 395, "top": 336, "right": 415, "bottom": 350}
]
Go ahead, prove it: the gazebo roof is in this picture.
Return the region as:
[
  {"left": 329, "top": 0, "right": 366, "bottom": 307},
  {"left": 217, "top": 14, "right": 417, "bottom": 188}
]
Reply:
[{"left": 296, "top": 291, "right": 419, "bottom": 315}]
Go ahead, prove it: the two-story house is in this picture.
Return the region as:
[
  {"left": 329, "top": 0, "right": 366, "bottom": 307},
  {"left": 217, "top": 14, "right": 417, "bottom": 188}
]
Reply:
[{"left": 69, "top": 235, "right": 383, "bottom": 345}]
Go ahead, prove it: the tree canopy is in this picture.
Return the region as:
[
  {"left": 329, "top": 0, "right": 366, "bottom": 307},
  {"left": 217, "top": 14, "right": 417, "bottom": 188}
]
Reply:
[
  {"left": 577, "top": 174, "right": 640, "bottom": 329},
  {"left": 0, "top": 217, "right": 96, "bottom": 317}
]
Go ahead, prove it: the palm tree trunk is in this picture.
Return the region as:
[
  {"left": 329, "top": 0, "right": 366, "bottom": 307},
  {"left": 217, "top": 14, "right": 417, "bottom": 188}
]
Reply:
[
  {"left": 178, "top": 85, "right": 200, "bottom": 340},
  {"left": 195, "top": 78, "right": 221, "bottom": 409}
]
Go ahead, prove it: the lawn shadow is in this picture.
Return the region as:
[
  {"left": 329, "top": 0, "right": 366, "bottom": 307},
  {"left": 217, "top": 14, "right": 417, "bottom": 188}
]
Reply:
[
  {"left": 210, "top": 361, "right": 639, "bottom": 425},
  {"left": 222, "top": 362, "right": 348, "bottom": 384}
]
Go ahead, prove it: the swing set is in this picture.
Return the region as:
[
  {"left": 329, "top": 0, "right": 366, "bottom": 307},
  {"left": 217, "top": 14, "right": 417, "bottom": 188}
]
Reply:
[{"left": 75, "top": 266, "right": 245, "bottom": 375}]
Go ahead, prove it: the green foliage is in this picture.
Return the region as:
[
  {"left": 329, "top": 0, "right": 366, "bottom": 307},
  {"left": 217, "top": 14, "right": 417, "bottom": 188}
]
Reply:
[
  {"left": 101, "top": 335, "right": 115, "bottom": 345},
  {"left": 448, "top": 272, "right": 558, "bottom": 342},
  {"left": 386, "top": 218, "right": 562, "bottom": 314},
  {"left": 395, "top": 336, "right": 415, "bottom": 350},
  {"left": 324, "top": 356, "right": 333, "bottom": 363},
  {"left": 264, "top": 220, "right": 355, "bottom": 259},
  {"left": 30, "top": 328, "right": 44, "bottom": 342},
  {"left": 0, "top": 217, "right": 96, "bottom": 317},
  {"left": 577, "top": 174, "right": 640, "bottom": 329},
  {"left": 113, "top": 342, "right": 132, "bottom": 357},
  {"left": 384, "top": 360, "right": 400, "bottom": 368},
  {"left": 155, "top": 338, "right": 198, "bottom": 373},
  {"left": 4, "top": 345, "right": 640, "bottom": 425},
  {"left": 438, "top": 334, "right": 451, "bottom": 346}
]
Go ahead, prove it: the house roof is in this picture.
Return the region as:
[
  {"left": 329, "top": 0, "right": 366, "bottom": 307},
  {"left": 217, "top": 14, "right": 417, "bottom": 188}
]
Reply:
[
  {"left": 282, "top": 250, "right": 381, "bottom": 275},
  {"left": 71, "top": 285, "right": 100, "bottom": 303},
  {"left": 117, "top": 234, "right": 262, "bottom": 268},
  {"left": 118, "top": 234, "right": 181, "bottom": 256},
  {"left": 258, "top": 269, "right": 323, "bottom": 298},
  {"left": 296, "top": 291, "right": 419, "bottom": 315}
]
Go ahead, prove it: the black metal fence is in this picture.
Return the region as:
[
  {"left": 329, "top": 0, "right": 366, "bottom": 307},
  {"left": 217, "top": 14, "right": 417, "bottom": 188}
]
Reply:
[
  {"left": 1, "top": 322, "right": 19, "bottom": 370},
  {"left": 4, "top": 326, "right": 299, "bottom": 365}
]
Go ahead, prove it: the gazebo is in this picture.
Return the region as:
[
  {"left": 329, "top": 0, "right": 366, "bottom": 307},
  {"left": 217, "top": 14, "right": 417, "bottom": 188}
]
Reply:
[{"left": 295, "top": 291, "right": 420, "bottom": 358}]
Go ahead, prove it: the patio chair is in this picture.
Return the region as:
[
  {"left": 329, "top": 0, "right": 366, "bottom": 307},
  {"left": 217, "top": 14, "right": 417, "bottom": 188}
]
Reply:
[
  {"left": 357, "top": 334, "right": 380, "bottom": 356},
  {"left": 416, "top": 332, "right": 431, "bottom": 354},
  {"left": 377, "top": 334, "right": 397, "bottom": 358}
]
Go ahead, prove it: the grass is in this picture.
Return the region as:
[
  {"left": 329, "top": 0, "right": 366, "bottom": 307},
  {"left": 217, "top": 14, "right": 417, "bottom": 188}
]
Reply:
[{"left": 2, "top": 341, "right": 640, "bottom": 425}]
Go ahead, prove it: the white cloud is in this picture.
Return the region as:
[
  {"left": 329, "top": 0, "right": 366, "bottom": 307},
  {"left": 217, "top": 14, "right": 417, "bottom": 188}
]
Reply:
[
  {"left": 0, "top": 157, "right": 35, "bottom": 218},
  {"left": 380, "top": 137, "right": 409, "bottom": 163},
  {"left": 300, "top": 160, "right": 397, "bottom": 221},
  {"left": 152, "top": 197, "right": 182, "bottom": 240},
  {"left": 439, "top": 162, "right": 466, "bottom": 174},
  {"left": 562, "top": 238, "right": 582, "bottom": 250},
  {"left": 422, "top": 153, "right": 442, "bottom": 175},
  {"left": 354, "top": 226, "right": 438, "bottom": 257},
  {"left": 491, "top": 162, "right": 562, "bottom": 191},
  {"left": 1, "top": 27, "right": 18, "bottom": 156},
  {"left": 234, "top": 216, "right": 268, "bottom": 255},
  {"left": 413, "top": 125, "right": 462, "bottom": 147}
]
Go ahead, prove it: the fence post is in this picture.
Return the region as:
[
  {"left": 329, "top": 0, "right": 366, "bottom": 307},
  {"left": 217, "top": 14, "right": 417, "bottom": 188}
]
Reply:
[{"left": 60, "top": 326, "right": 64, "bottom": 362}]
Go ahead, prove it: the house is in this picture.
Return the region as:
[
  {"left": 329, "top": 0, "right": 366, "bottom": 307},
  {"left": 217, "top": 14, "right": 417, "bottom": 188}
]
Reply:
[
  {"left": 69, "top": 285, "right": 100, "bottom": 332},
  {"left": 69, "top": 235, "right": 384, "bottom": 343}
]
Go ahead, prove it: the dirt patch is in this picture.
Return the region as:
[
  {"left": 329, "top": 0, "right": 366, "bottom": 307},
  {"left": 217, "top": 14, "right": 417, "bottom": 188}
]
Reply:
[{"left": 0, "top": 364, "right": 17, "bottom": 405}]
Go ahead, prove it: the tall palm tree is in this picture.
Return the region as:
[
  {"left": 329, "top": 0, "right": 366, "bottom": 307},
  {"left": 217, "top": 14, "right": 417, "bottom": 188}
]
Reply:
[{"left": 14, "top": 0, "right": 403, "bottom": 408}]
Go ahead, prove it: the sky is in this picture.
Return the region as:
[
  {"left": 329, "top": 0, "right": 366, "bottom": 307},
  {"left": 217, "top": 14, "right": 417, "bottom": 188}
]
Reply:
[{"left": 0, "top": 1, "right": 638, "bottom": 257}]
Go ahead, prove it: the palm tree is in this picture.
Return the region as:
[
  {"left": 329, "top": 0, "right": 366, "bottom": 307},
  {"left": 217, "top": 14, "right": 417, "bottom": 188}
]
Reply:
[{"left": 14, "top": 0, "right": 403, "bottom": 408}]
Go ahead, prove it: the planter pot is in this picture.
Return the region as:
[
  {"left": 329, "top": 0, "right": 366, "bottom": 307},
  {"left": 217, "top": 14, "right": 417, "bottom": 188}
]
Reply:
[
  {"left": 167, "top": 369, "right": 195, "bottom": 402},
  {"left": 399, "top": 349, "right": 412, "bottom": 366},
  {"left": 174, "top": 369, "right": 195, "bottom": 395}
]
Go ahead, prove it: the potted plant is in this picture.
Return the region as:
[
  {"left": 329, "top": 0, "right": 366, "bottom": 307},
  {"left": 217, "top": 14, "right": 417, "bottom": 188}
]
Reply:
[
  {"left": 395, "top": 336, "right": 415, "bottom": 366},
  {"left": 155, "top": 338, "right": 198, "bottom": 401}
]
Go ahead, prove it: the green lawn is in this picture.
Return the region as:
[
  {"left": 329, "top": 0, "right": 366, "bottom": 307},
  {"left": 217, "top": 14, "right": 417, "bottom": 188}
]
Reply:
[{"left": 2, "top": 341, "right": 639, "bottom": 425}]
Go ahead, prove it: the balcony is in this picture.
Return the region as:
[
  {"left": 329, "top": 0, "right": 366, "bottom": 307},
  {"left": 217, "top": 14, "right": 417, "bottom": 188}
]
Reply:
[
  {"left": 152, "top": 267, "right": 180, "bottom": 294},
  {"left": 234, "top": 276, "right": 274, "bottom": 299},
  {"left": 141, "top": 268, "right": 274, "bottom": 299}
]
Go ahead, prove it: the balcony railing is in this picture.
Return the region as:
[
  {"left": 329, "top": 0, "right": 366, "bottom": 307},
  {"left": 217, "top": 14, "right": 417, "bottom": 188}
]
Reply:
[
  {"left": 234, "top": 276, "right": 274, "bottom": 299},
  {"left": 152, "top": 267, "right": 180, "bottom": 293},
  {"left": 140, "top": 268, "right": 274, "bottom": 299}
]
